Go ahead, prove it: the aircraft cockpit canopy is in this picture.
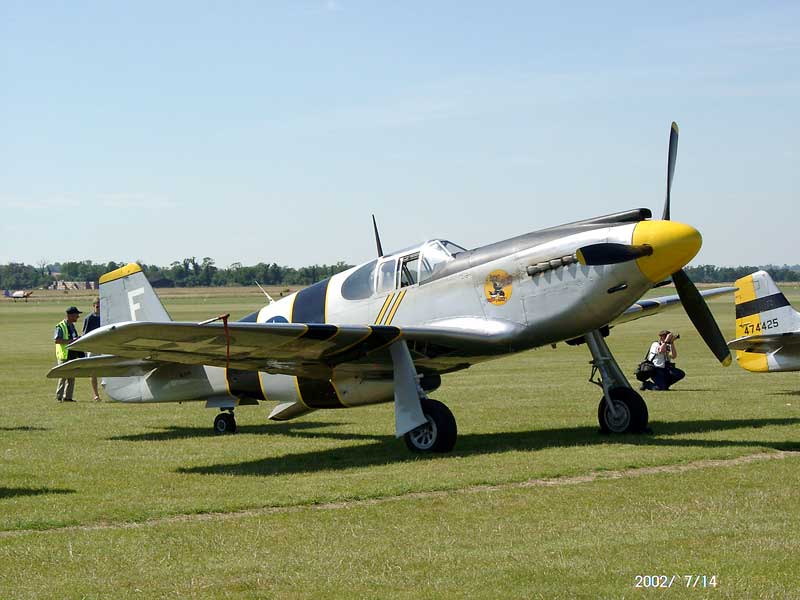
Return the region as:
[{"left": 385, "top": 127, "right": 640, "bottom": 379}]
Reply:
[{"left": 341, "top": 239, "right": 467, "bottom": 300}]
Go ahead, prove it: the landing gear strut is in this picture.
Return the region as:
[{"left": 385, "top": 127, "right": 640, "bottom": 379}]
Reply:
[
  {"left": 585, "top": 329, "right": 649, "bottom": 433},
  {"left": 213, "top": 409, "right": 237, "bottom": 434}
]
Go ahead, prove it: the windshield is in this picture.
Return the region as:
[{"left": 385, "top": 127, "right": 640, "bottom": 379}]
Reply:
[
  {"left": 419, "top": 240, "right": 457, "bottom": 284},
  {"left": 340, "top": 260, "right": 377, "bottom": 300},
  {"left": 376, "top": 258, "right": 397, "bottom": 294}
]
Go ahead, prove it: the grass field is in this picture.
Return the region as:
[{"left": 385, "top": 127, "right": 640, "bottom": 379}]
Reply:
[{"left": 1, "top": 287, "right": 799, "bottom": 598}]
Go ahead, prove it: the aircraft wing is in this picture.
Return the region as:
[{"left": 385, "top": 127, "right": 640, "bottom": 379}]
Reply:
[
  {"left": 727, "top": 332, "right": 800, "bottom": 354},
  {"left": 61, "top": 320, "right": 508, "bottom": 379},
  {"left": 54, "top": 286, "right": 735, "bottom": 380},
  {"left": 611, "top": 286, "right": 736, "bottom": 326},
  {"left": 47, "top": 354, "right": 171, "bottom": 378}
]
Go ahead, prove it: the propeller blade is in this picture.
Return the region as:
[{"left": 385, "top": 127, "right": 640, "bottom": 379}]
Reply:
[
  {"left": 663, "top": 122, "right": 679, "bottom": 220},
  {"left": 672, "top": 269, "right": 732, "bottom": 366},
  {"left": 372, "top": 214, "right": 384, "bottom": 258},
  {"left": 576, "top": 243, "right": 653, "bottom": 266}
]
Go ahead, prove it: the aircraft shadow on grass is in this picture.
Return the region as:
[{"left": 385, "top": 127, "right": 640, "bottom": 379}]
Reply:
[
  {"left": 108, "top": 421, "right": 383, "bottom": 443},
  {"left": 0, "top": 426, "right": 49, "bottom": 432},
  {"left": 175, "top": 417, "right": 800, "bottom": 478},
  {"left": 0, "top": 487, "right": 75, "bottom": 500}
]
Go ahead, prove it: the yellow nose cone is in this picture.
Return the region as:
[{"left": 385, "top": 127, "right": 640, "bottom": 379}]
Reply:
[{"left": 632, "top": 220, "right": 702, "bottom": 283}]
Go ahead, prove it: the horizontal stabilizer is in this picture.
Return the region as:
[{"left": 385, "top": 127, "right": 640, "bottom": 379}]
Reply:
[
  {"left": 727, "top": 332, "right": 800, "bottom": 354},
  {"left": 47, "top": 354, "right": 163, "bottom": 379}
]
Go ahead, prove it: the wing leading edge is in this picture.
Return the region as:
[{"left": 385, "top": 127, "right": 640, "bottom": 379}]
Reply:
[{"left": 612, "top": 286, "right": 736, "bottom": 326}]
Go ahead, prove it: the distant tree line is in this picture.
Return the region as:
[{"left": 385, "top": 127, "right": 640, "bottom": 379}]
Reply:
[
  {"left": 684, "top": 264, "right": 800, "bottom": 283},
  {"left": 3, "top": 260, "right": 800, "bottom": 290},
  {"left": 0, "top": 258, "right": 353, "bottom": 289}
]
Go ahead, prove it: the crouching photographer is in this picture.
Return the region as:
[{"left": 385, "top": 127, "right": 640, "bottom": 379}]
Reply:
[{"left": 641, "top": 330, "right": 685, "bottom": 391}]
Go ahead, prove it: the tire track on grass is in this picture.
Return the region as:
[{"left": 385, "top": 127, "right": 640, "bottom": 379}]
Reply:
[{"left": 3, "top": 450, "right": 797, "bottom": 538}]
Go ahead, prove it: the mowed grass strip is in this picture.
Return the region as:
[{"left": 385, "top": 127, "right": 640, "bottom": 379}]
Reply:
[
  {"left": 0, "top": 449, "right": 793, "bottom": 537},
  {"left": 1, "top": 287, "right": 799, "bottom": 596},
  {"left": 0, "top": 454, "right": 798, "bottom": 598}
]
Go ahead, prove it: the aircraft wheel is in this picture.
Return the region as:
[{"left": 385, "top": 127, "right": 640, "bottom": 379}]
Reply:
[
  {"left": 597, "top": 387, "right": 648, "bottom": 434},
  {"left": 213, "top": 412, "right": 237, "bottom": 435},
  {"left": 404, "top": 398, "right": 457, "bottom": 453}
]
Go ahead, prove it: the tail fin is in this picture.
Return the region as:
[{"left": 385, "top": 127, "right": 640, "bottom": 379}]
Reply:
[
  {"left": 99, "top": 263, "right": 171, "bottom": 324},
  {"left": 3, "top": 290, "right": 9, "bottom": 297},
  {"left": 96, "top": 263, "right": 172, "bottom": 401},
  {"left": 733, "top": 270, "right": 800, "bottom": 372}
]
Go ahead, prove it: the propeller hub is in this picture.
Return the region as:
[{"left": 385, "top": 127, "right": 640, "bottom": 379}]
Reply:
[{"left": 632, "top": 220, "right": 701, "bottom": 282}]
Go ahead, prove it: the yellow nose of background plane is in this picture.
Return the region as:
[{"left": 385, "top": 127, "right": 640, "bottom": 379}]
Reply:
[{"left": 632, "top": 220, "right": 702, "bottom": 283}]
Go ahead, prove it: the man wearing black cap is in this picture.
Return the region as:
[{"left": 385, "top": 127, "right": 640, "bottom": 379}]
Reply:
[{"left": 54, "top": 306, "right": 82, "bottom": 402}]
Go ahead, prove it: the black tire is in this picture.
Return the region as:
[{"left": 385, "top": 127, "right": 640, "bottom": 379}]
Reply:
[
  {"left": 404, "top": 398, "right": 457, "bottom": 453},
  {"left": 213, "top": 412, "right": 237, "bottom": 435},
  {"left": 597, "top": 387, "right": 648, "bottom": 434}
]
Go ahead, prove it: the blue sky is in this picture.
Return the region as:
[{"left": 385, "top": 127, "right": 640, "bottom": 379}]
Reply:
[{"left": 2, "top": 1, "right": 797, "bottom": 268}]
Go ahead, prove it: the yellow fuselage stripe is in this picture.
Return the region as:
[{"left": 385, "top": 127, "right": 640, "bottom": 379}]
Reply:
[
  {"left": 385, "top": 290, "right": 406, "bottom": 325},
  {"left": 293, "top": 377, "right": 311, "bottom": 409},
  {"left": 223, "top": 368, "right": 239, "bottom": 403},
  {"left": 258, "top": 372, "right": 270, "bottom": 403},
  {"left": 375, "top": 293, "right": 395, "bottom": 324},
  {"left": 331, "top": 380, "right": 350, "bottom": 408}
]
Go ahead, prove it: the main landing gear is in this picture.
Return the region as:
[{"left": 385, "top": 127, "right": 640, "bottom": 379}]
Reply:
[
  {"left": 585, "top": 330, "right": 649, "bottom": 434},
  {"left": 404, "top": 398, "right": 458, "bottom": 453},
  {"left": 213, "top": 409, "right": 237, "bottom": 434}
]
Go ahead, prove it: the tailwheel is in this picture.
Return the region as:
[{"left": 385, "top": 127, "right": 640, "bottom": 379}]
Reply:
[
  {"left": 404, "top": 398, "right": 457, "bottom": 453},
  {"left": 213, "top": 411, "right": 237, "bottom": 435},
  {"left": 597, "top": 387, "right": 649, "bottom": 434}
]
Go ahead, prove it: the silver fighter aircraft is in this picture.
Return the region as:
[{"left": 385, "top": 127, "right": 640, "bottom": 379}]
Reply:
[{"left": 49, "top": 123, "right": 733, "bottom": 453}]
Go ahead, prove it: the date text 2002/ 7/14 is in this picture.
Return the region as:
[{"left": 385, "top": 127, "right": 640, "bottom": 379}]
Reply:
[{"left": 634, "top": 575, "right": 718, "bottom": 589}]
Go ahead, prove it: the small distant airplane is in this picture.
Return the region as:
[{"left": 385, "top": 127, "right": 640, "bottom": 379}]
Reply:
[
  {"left": 727, "top": 270, "right": 800, "bottom": 372},
  {"left": 4, "top": 289, "right": 33, "bottom": 302},
  {"left": 49, "top": 123, "right": 734, "bottom": 453}
]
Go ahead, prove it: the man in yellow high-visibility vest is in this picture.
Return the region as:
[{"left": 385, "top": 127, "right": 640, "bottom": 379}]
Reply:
[{"left": 54, "top": 306, "right": 82, "bottom": 402}]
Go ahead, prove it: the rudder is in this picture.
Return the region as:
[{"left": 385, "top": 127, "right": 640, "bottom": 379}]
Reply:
[{"left": 99, "top": 263, "right": 171, "bottom": 324}]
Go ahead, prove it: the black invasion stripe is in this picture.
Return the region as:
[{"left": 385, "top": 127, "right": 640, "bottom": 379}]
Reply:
[
  {"left": 292, "top": 279, "right": 330, "bottom": 324},
  {"left": 326, "top": 325, "right": 401, "bottom": 364},
  {"left": 226, "top": 369, "right": 266, "bottom": 401},
  {"left": 296, "top": 377, "right": 344, "bottom": 408},
  {"left": 359, "top": 326, "right": 402, "bottom": 354},
  {"left": 301, "top": 323, "right": 339, "bottom": 341},
  {"left": 237, "top": 310, "right": 260, "bottom": 323},
  {"left": 736, "top": 293, "right": 791, "bottom": 319}
]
